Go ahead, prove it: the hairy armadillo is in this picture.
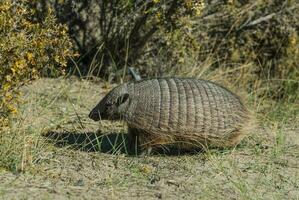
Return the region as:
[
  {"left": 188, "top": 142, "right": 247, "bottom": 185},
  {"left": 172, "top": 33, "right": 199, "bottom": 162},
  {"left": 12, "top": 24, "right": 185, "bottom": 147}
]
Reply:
[{"left": 89, "top": 78, "right": 254, "bottom": 152}]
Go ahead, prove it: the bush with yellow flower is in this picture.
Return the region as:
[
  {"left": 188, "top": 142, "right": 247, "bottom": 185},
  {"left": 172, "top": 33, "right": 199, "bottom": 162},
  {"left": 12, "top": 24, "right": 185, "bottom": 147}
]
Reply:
[{"left": 0, "top": 0, "right": 74, "bottom": 128}]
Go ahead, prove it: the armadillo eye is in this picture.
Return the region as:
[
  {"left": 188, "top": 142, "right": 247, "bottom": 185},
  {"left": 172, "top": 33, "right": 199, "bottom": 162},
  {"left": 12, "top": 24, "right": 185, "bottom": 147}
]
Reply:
[{"left": 105, "top": 102, "right": 113, "bottom": 107}]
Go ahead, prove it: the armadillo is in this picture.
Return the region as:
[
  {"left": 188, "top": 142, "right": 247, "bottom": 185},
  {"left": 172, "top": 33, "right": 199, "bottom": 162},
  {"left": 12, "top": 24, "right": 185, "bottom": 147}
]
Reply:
[{"left": 89, "top": 78, "right": 254, "bottom": 153}]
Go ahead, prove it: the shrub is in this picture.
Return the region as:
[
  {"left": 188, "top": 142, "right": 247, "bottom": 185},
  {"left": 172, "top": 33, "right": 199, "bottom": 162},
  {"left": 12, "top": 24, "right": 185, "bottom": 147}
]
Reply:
[
  {"left": 32, "top": 0, "right": 298, "bottom": 101},
  {"left": 0, "top": 0, "right": 74, "bottom": 128},
  {"left": 30, "top": 0, "right": 200, "bottom": 79},
  {"left": 140, "top": 0, "right": 299, "bottom": 101}
]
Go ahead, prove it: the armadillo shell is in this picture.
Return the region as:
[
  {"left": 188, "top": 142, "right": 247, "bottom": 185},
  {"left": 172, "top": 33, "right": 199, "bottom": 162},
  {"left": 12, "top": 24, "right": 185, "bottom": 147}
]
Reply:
[{"left": 124, "top": 78, "right": 253, "bottom": 148}]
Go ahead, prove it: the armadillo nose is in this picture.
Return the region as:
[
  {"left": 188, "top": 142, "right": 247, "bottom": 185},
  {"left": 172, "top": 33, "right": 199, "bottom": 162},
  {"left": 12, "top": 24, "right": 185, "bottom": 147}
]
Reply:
[{"left": 89, "top": 109, "right": 100, "bottom": 121}]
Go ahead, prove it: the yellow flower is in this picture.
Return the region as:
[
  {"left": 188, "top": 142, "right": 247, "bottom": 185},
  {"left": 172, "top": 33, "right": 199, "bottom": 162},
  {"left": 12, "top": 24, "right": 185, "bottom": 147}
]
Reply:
[
  {"left": 26, "top": 52, "right": 34, "bottom": 61},
  {"left": 15, "top": 59, "right": 26, "bottom": 69},
  {"left": 3, "top": 83, "right": 10, "bottom": 91},
  {"left": 11, "top": 107, "right": 18, "bottom": 114},
  {"left": 7, "top": 104, "right": 17, "bottom": 114},
  {"left": 194, "top": 2, "right": 205, "bottom": 16},
  {"left": 289, "top": 33, "right": 297, "bottom": 46}
]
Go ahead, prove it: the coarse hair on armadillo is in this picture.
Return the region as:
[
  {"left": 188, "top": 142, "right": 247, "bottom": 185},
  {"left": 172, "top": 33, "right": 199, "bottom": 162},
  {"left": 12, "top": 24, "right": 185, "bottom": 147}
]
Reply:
[{"left": 89, "top": 77, "right": 256, "bottom": 151}]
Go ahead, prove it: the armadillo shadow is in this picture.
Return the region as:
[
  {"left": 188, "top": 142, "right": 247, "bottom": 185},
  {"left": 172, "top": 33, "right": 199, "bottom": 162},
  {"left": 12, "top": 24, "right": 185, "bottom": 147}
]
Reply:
[
  {"left": 43, "top": 131, "right": 202, "bottom": 156},
  {"left": 44, "top": 131, "right": 135, "bottom": 154}
]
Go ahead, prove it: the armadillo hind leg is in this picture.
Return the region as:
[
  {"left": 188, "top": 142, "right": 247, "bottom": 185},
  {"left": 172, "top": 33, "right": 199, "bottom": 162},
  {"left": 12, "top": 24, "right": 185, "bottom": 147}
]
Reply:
[
  {"left": 138, "top": 133, "right": 167, "bottom": 155},
  {"left": 128, "top": 127, "right": 176, "bottom": 155}
]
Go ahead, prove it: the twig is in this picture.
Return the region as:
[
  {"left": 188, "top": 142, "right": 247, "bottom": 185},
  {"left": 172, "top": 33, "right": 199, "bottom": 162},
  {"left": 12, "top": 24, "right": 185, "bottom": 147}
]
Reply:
[
  {"left": 245, "top": 13, "right": 276, "bottom": 28},
  {"left": 128, "top": 67, "right": 142, "bottom": 81}
]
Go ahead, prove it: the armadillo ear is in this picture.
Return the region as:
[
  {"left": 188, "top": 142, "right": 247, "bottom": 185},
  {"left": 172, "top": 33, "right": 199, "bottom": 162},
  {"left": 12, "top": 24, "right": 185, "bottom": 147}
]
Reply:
[{"left": 116, "top": 93, "right": 129, "bottom": 106}]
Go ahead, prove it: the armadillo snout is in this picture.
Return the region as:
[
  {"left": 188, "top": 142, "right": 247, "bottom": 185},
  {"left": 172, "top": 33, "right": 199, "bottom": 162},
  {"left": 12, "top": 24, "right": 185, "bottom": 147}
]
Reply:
[{"left": 89, "top": 109, "right": 101, "bottom": 121}]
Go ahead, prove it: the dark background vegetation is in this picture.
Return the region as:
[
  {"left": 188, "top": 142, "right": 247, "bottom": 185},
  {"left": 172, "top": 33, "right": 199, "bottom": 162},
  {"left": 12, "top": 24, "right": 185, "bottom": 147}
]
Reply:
[
  {"left": 31, "top": 0, "right": 298, "bottom": 101},
  {"left": 1, "top": 0, "right": 298, "bottom": 108}
]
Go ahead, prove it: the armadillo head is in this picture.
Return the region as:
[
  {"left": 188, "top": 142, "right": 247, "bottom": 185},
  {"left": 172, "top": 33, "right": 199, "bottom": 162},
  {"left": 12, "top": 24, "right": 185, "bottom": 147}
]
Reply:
[{"left": 89, "top": 84, "right": 130, "bottom": 121}]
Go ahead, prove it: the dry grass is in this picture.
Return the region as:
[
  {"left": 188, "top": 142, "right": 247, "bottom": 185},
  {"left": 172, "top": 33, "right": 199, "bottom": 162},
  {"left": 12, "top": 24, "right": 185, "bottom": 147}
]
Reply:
[{"left": 0, "top": 77, "right": 298, "bottom": 199}]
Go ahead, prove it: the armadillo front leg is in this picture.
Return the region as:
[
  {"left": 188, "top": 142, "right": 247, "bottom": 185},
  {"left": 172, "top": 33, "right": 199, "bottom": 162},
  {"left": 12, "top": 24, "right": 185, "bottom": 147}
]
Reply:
[
  {"left": 127, "top": 127, "right": 153, "bottom": 155},
  {"left": 127, "top": 127, "right": 139, "bottom": 154}
]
